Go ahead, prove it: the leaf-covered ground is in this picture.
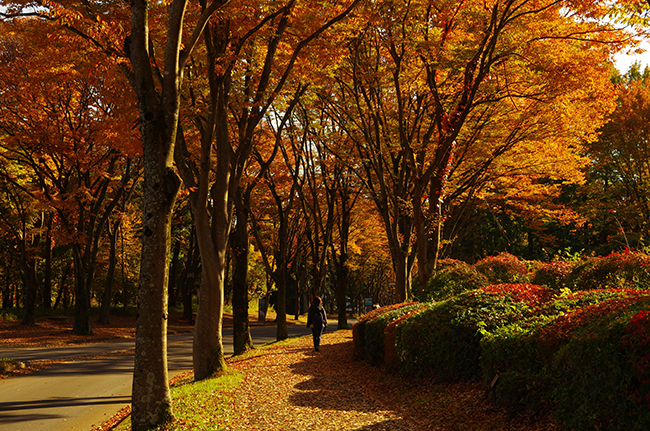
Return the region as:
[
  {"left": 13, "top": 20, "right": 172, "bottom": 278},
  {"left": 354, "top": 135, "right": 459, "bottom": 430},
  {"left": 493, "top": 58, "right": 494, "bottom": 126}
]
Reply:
[{"left": 222, "top": 330, "right": 558, "bottom": 431}]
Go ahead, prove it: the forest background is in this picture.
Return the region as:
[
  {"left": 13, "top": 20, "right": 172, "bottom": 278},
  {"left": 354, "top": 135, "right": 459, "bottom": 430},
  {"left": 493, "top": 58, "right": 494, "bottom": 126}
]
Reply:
[{"left": 1, "top": 0, "right": 650, "bottom": 428}]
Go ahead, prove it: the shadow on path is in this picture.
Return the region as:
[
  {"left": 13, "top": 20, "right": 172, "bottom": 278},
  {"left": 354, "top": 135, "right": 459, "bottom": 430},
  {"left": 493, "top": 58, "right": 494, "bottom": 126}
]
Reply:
[
  {"left": 0, "top": 395, "right": 130, "bottom": 425},
  {"left": 288, "top": 332, "right": 416, "bottom": 430}
]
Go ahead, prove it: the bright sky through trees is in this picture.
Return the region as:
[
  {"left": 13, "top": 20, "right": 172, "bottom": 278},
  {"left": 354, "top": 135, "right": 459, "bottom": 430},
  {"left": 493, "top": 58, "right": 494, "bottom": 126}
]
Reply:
[{"left": 615, "top": 40, "right": 650, "bottom": 70}]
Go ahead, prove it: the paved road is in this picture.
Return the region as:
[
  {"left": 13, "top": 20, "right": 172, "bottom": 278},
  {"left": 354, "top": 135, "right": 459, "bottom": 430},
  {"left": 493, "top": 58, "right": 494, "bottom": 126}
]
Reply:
[{"left": 0, "top": 323, "right": 326, "bottom": 431}]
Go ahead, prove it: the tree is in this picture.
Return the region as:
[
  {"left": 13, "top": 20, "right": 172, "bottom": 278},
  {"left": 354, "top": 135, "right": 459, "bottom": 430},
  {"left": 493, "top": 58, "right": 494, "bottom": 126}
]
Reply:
[
  {"left": 0, "top": 18, "right": 141, "bottom": 331},
  {"left": 1, "top": 0, "right": 233, "bottom": 426},
  {"left": 577, "top": 69, "right": 650, "bottom": 249},
  {"left": 174, "top": 0, "right": 360, "bottom": 376},
  {"left": 322, "top": 0, "right": 635, "bottom": 298}
]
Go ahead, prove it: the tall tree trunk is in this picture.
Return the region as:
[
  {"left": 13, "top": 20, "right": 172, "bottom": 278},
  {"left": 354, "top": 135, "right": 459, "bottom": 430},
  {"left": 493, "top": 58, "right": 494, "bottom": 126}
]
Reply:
[
  {"left": 190, "top": 71, "right": 230, "bottom": 380},
  {"left": 71, "top": 245, "right": 91, "bottom": 334},
  {"left": 232, "top": 187, "right": 254, "bottom": 355},
  {"left": 168, "top": 240, "right": 181, "bottom": 309},
  {"left": 393, "top": 250, "right": 410, "bottom": 303},
  {"left": 181, "top": 229, "right": 200, "bottom": 324},
  {"left": 128, "top": 0, "right": 184, "bottom": 420},
  {"left": 53, "top": 261, "right": 71, "bottom": 310},
  {"left": 335, "top": 260, "right": 349, "bottom": 329},
  {"left": 20, "top": 251, "right": 38, "bottom": 326},
  {"left": 274, "top": 216, "right": 290, "bottom": 341},
  {"left": 192, "top": 200, "right": 227, "bottom": 380},
  {"left": 99, "top": 221, "right": 120, "bottom": 324},
  {"left": 43, "top": 215, "right": 53, "bottom": 309}
]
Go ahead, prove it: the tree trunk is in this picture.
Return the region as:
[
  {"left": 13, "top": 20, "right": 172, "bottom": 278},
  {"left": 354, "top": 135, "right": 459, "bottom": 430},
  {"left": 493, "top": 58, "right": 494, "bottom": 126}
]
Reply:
[
  {"left": 274, "top": 217, "right": 290, "bottom": 341},
  {"left": 130, "top": 146, "right": 178, "bottom": 429},
  {"left": 231, "top": 188, "right": 254, "bottom": 355},
  {"left": 99, "top": 222, "right": 119, "bottom": 324},
  {"left": 393, "top": 251, "right": 410, "bottom": 303},
  {"left": 43, "top": 215, "right": 53, "bottom": 309},
  {"left": 192, "top": 205, "right": 227, "bottom": 380},
  {"left": 20, "top": 252, "right": 38, "bottom": 326},
  {"left": 71, "top": 245, "right": 91, "bottom": 335},
  {"left": 168, "top": 240, "right": 181, "bottom": 309},
  {"left": 128, "top": 0, "right": 182, "bottom": 419},
  {"left": 335, "top": 260, "right": 349, "bottom": 329}
]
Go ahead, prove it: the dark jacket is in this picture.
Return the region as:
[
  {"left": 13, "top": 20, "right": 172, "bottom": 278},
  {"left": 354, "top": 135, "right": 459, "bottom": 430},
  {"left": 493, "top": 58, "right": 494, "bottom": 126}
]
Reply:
[{"left": 307, "top": 304, "right": 327, "bottom": 329}]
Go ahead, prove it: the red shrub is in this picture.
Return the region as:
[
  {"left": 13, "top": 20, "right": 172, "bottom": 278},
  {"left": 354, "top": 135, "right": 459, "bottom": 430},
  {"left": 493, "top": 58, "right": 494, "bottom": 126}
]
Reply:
[
  {"left": 474, "top": 252, "right": 530, "bottom": 284},
  {"left": 538, "top": 293, "right": 650, "bottom": 351},
  {"left": 481, "top": 283, "right": 557, "bottom": 307}
]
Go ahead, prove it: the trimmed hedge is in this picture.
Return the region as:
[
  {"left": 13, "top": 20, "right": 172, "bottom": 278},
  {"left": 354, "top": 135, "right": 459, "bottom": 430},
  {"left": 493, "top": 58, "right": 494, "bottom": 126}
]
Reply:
[
  {"left": 474, "top": 252, "right": 530, "bottom": 284},
  {"left": 354, "top": 254, "right": 650, "bottom": 430},
  {"left": 480, "top": 289, "right": 650, "bottom": 412},
  {"left": 552, "top": 296, "right": 650, "bottom": 430},
  {"left": 530, "top": 260, "right": 574, "bottom": 290},
  {"left": 396, "top": 284, "right": 556, "bottom": 381},
  {"left": 480, "top": 289, "right": 650, "bottom": 429},
  {"left": 424, "top": 260, "right": 489, "bottom": 301},
  {"left": 352, "top": 302, "right": 417, "bottom": 361},
  {"left": 363, "top": 303, "right": 426, "bottom": 365},
  {"left": 567, "top": 251, "right": 650, "bottom": 291}
]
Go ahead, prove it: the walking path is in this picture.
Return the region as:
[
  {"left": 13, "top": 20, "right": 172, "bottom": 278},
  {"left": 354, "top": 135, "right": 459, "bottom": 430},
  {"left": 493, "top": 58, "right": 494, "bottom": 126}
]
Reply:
[
  {"left": 224, "top": 330, "right": 416, "bottom": 431},
  {"left": 217, "top": 330, "right": 558, "bottom": 431}
]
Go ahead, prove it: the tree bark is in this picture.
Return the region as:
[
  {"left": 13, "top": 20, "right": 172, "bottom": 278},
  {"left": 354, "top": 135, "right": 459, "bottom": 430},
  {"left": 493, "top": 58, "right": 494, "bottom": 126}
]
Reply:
[
  {"left": 168, "top": 240, "right": 181, "bottom": 309},
  {"left": 127, "top": 0, "right": 185, "bottom": 424},
  {"left": 100, "top": 221, "right": 120, "bottom": 324},
  {"left": 43, "top": 215, "right": 53, "bottom": 309},
  {"left": 232, "top": 187, "right": 254, "bottom": 355}
]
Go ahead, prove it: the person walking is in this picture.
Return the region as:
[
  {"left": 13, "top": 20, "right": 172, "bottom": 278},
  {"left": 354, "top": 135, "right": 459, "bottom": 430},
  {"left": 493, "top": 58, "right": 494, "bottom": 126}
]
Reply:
[{"left": 307, "top": 296, "right": 327, "bottom": 351}]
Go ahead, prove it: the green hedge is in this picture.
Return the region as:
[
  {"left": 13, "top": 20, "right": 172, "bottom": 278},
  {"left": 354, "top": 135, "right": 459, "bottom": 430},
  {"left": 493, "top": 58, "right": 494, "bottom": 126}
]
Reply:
[
  {"left": 424, "top": 260, "right": 489, "bottom": 302},
  {"left": 362, "top": 303, "right": 426, "bottom": 365},
  {"left": 353, "top": 254, "right": 650, "bottom": 430},
  {"left": 530, "top": 260, "right": 574, "bottom": 290},
  {"left": 352, "top": 302, "right": 417, "bottom": 361},
  {"left": 480, "top": 289, "right": 648, "bottom": 411},
  {"left": 480, "top": 289, "right": 650, "bottom": 429},
  {"left": 396, "top": 284, "right": 556, "bottom": 381},
  {"left": 552, "top": 296, "right": 650, "bottom": 430},
  {"left": 567, "top": 251, "right": 650, "bottom": 291}
]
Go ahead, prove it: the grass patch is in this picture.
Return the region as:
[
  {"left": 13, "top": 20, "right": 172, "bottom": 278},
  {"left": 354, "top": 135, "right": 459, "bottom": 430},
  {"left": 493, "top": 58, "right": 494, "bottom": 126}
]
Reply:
[{"left": 114, "top": 369, "right": 243, "bottom": 431}]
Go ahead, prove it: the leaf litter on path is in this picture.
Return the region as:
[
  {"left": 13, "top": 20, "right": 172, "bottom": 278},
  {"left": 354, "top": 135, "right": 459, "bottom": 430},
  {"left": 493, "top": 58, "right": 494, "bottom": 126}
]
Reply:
[{"left": 224, "top": 330, "right": 558, "bottom": 431}]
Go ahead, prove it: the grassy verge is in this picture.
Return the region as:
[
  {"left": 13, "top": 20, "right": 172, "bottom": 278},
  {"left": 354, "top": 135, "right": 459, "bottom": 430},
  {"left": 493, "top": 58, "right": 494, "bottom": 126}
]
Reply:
[
  {"left": 111, "top": 336, "right": 304, "bottom": 430},
  {"left": 113, "top": 370, "right": 243, "bottom": 431}
]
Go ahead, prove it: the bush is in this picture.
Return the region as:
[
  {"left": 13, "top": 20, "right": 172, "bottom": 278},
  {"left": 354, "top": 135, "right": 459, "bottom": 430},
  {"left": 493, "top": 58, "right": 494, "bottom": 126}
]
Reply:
[
  {"left": 384, "top": 304, "right": 429, "bottom": 371},
  {"left": 396, "top": 284, "right": 555, "bottom": 381},
  {"left": 552, "top": 296, "right": 650, "bottom": 430},
  {"left": 363, "top": 303, "right": 425, "bottom": 365},
  {"left": 567, "top": 251, "right": 650, "bottom": 291},
  {"left": 480, "top": 289, "right": 650, "bottom": 417},
  {"left": 352, "top": 302, "right": 417, "bottom": 360},
  {"left": 424, "top": 260, "right": 489, "bottom": 301},
  {"left": 474, "top": 253, "right": 530, "bottom": 284},
  {"left": 531, "top": 260, "right": 574, "bottom": 290}
]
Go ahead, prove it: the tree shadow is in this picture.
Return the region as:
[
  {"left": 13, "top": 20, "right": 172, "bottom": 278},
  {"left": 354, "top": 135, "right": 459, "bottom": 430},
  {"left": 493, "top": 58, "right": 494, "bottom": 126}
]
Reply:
[{"left": 288, "top": 332, "right": 416, "bottom": 430}]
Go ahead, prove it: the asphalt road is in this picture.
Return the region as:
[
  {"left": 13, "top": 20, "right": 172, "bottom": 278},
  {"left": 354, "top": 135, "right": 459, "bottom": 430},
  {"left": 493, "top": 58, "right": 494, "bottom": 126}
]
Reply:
[{"left": 0, "top": 323, "right": 320, "bottom": 431}]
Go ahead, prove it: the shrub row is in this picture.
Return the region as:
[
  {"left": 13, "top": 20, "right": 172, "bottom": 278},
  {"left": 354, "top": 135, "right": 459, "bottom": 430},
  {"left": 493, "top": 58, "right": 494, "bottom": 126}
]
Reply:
[
  {"left": 422, "top": 251, "right": 650, "bottom": 302},
  {"left": 354, "top": 284, "right": 650, "bottom": 430}
]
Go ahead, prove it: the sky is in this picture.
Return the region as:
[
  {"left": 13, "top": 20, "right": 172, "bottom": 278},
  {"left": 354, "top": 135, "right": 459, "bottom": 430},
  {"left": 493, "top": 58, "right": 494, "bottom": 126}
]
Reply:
[{"left": 614, "top": 40, "right": 650, "bottom": 73}]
